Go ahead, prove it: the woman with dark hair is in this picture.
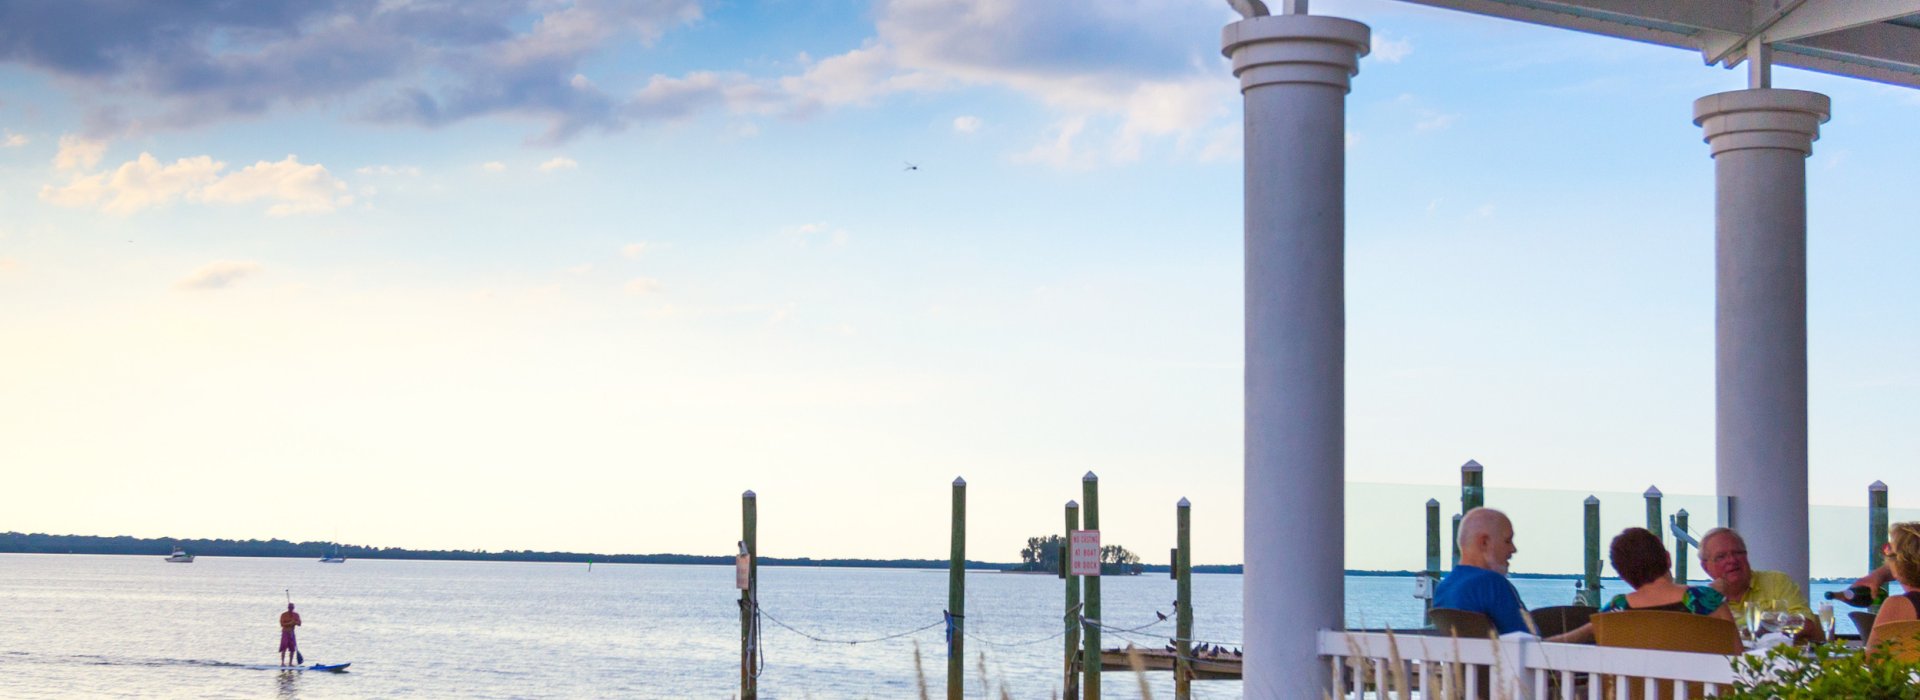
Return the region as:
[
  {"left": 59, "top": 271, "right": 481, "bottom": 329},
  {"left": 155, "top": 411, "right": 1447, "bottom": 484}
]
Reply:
[{"left": 1602, "top": 527, "right": 1734, "bottom": 620}]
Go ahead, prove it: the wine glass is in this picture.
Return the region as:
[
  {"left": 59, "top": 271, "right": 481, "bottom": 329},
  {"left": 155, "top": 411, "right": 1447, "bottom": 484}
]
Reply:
[
  {"left": 1818, "top": 602, "right": 1836, "bottom": 640},
  {"left": 1778, "top": 611, "right": 1807, "bottom": 640},
  {"left": 1759, "top": 604, "right": 1784, "bottom": 636},
  {"left": 1743, "top": 603, "right": 1763, "bottom": 641}
]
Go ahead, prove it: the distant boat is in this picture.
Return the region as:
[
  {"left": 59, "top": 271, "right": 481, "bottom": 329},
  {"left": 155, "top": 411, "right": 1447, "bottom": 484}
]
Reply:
[
  {"left": 319, "top": 546, "right": 345, "bottom": 564},
  {"left": 164, "top": 547, "right": 194, "bottom": 563}
]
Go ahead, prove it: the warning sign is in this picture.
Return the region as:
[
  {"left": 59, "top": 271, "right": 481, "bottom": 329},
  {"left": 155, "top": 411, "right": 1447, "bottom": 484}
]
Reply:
[{"left": 1070, "top": 530, "right": 1101, "bottom": 577}]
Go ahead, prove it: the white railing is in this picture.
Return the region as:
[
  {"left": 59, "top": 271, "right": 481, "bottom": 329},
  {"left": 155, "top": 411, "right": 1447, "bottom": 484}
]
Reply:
[{"left": 1321, "top": 630, "right": 1738, "bottom": 699}]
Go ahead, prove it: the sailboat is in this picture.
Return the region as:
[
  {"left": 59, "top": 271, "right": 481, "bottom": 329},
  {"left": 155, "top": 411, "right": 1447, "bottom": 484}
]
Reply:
[
  {"left": 164, "top": 547, "right": 194, "bottom": 563},
  {"left": 319, "top": 545, "right": 346, "bottom": 563}
]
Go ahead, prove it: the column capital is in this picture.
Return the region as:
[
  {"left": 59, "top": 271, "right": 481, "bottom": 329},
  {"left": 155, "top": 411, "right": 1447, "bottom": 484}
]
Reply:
[
  {"left": 1222, "top": 15, "right": 1369, "bottom": 93},
  {"left": 1693, "top": 89, "right": 1830, "bottom": 158}
]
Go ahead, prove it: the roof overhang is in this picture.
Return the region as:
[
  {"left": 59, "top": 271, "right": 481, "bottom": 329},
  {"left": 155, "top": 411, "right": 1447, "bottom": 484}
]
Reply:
[{"left": 1388, "top": 0, "right": 1920, "bottom": 89}]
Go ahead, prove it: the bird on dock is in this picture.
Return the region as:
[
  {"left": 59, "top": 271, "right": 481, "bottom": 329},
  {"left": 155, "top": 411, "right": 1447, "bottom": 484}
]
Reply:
[{"left": 1155, "top": 610, "right": 1167, "bottom": 621}]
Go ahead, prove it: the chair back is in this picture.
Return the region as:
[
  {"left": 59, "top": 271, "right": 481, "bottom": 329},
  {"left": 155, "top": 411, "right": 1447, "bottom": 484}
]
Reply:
[
  {"left": 1529, "top": 605, "right": 1596, "bottom": 638},
  {"left": 1849, "top": 611, "right": 1879, "bottom": 637},
  {"left": 1428, "top": 608, "right": 1494, "bottom": 639},
  {"left": 1591, "top": 610, "right": 1741, "bottom": 654},
  {"left": 1867, "top": 620, "right": 1920, "bottom": 662}
]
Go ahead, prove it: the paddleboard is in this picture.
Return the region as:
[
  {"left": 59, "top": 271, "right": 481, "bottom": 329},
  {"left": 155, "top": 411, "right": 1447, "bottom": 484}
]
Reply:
[
  {"left": 307, "top": 662, "right": 351, "bottom": 672},
  {"left": 236, "top": 662, "right": 351, "bottom": 672}
]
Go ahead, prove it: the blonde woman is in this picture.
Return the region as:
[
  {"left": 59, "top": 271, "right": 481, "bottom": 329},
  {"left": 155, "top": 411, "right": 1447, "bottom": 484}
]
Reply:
[{"left": 1865, "top": 521, "right": 1920, "bottom": 652}]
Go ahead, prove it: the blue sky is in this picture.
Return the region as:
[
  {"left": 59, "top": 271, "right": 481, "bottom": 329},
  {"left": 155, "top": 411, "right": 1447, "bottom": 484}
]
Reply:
[{"left": 0, "top": 0, "right": 1914, "bottom": 574}]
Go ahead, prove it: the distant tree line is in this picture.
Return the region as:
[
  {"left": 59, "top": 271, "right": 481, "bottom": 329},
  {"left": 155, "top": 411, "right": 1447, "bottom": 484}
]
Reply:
[{"left": 1016, "top": 535, "right": 1148, "bottom": 575}]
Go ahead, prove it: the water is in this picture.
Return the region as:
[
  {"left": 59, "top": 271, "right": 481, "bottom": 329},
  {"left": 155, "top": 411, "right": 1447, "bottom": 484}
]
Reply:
[{"left": 0, "top": 555, "right": 1878, "bottom": 698}]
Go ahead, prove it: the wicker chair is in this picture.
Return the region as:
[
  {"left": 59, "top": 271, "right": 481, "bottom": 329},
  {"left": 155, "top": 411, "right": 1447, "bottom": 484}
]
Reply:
[
  {"left": 1866, "top": 619, "right": 1920, "bottom": 662},
  {"left": 1529, "top": 605, "right": 1596, "bottom": 639},
  {"left": 1593, "top": 611, "right": 1740, "bottom": 700}
]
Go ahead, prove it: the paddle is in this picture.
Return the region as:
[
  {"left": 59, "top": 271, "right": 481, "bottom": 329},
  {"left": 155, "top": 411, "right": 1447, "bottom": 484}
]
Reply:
[{"left": 286, "top": 589, "right": 304, "bottom": 665}]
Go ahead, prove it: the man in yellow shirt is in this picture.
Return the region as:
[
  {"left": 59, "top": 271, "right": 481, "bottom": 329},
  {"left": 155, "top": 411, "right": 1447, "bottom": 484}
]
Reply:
[{"left": 1698, "top": 527, "right": 1824, "bottom": 643}]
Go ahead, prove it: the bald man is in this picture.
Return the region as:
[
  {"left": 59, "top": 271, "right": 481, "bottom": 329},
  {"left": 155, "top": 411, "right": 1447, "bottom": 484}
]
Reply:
[{"left": 1433, "top": 507, "right": 1536, "bottom": 635}]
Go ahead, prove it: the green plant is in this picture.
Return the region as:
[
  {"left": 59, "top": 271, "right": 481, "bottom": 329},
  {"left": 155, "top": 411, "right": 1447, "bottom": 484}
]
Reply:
[{"left": 1725, "top": 641, "right": 1920, "bottom": 699}]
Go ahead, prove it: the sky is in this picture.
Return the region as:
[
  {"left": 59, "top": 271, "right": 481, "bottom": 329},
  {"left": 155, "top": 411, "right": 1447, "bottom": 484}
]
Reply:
[{"left": 0, "top": 0, "right": 1915, "bottom": 576}]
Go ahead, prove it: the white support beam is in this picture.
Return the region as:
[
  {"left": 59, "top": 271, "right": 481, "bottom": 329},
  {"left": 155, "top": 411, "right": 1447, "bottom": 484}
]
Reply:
[{"left": 1764, "top": 0, "right": 1920, "bottom": 43}]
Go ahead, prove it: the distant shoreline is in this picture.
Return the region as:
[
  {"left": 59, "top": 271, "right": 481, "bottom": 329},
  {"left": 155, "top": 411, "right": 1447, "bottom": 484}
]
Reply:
[{"left": 0, "top": 532, "right": 1862, "bottom": 582}]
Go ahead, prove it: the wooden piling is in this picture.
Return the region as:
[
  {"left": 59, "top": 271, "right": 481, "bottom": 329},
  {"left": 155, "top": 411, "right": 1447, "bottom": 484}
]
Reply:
[
  {"left": 1461, "top": 460, "right": 1484, "bottom": 512},
  {"left": 1450, "top": 513, "right": 1463, "bottom": 568},
  {"left": 1644, "top": 486, "right": 1663, "bottom": 541},
  {"left": 1425, "top": 498, "right": 1440, "bottom": 614},
  {"left": 948, "top": 477, "right": 965, "bottom": 700},
  {"left": 1674, "top": 509, "right": 1691, "bottom": 585},
  {"left": 1583, "top": 496, "right": 1601, "bottom": 608},
  {"left": 1081, "top": 472, "right": 1101, "bottom": 699},
  {"left": 740, "top": 490, "right": 758, "bottom": 700},
  {"left": 1870, "top": 481, "right": 1889, "bottom": 572},
  {"left": 1064, "top": 500, "right": 1080, "bottom": 700},
  {"left": 1175, "top": 497, "right": 1192, "bottom": 700}
]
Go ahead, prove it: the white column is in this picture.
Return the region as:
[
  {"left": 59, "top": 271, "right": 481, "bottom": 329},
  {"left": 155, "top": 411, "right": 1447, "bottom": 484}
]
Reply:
[
  {"left": 1694, "top": 89, "right": 1829, "bottom": 596},
  {"left": 1223, "top": 14, "right": 1367, "bottom": 698}
]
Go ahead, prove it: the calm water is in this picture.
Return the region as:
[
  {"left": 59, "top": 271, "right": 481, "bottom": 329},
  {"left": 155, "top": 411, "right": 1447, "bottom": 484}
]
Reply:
[{"left": 0, "top": 555, "right": 1872, "bottom": 698}]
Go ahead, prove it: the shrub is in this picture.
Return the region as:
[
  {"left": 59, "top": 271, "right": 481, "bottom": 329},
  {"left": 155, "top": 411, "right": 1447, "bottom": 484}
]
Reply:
[{"left": 1725, "top": 641, "right": 1920, "bottom": 699}]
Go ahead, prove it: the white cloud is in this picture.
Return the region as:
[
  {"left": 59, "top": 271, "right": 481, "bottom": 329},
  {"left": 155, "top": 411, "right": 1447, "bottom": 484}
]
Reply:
[
  {"left": 53, "top": 134, "right": 107, "bottom": 170},
  {"left": 1373, "top": 35, "right": 1414, "bottom": 64},
  {"left": 481, "top": 161, "right": 507, "bottom": 173},
  {"left": 2, "top": 130, "right": 25, "bottom": 147},
  {"left": 538, "top": 157, "right": 578, "bottom": 172},
  {"left": 0, "top": 257, "right": 18, "bottom": 274},
  {"left": 1012, "top": 117, "right": 1094, "bottom": 169},
  {"left": 565, "top": 264, "right": 593, "bottom": 276},
  {"left": 40, "top": 153, "right": 349, "bottom": 216},
  {"left": 40, "top": 153, "right": 223, "bottom": 215},
  {"left": 174, "top": 260, "right": 261, "bottom": 291},
  {"left": 356, "top": 164, "right": 421, "bottom": 176},
  {"left": 624, "top": 277, "right": 663, "bottom": 294},
  {"left": 1415, "top": 111, "right": 1458, "bottom": 132},
  {"left": 783, "top": 222, "right": 850, "bottom": 246},
  {"left": 570, "top": 74, "right": 594, "bottom": 90},
  {"left": 621, "top": 242, "right": 650, "bottom": 259},
  {"left": 198, "top": 155, "right": 351, "bottom": 216},
  {"left": 952, "top": 115, "right": 981, "bottom": 133}
]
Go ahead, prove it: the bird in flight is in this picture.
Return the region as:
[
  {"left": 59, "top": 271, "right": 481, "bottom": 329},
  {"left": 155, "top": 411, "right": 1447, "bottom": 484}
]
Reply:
[{"left": 903, "top": 162, "right": 919, "bottom": 171}]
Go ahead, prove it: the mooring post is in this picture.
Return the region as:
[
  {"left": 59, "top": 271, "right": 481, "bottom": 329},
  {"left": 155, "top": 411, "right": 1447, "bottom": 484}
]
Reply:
[
  {"left": 1870, "top": 481, "right": 1889, "bottom": 571},
  {"left": 1175, "top": 497, "right": 1193, "bottom": 700},
  {"left": 1675, "top": 509, "right": 1691, "bottom": 585},
  {"left": 1645, "top": 486, "right": 1664, "bottom": 541},
  {"left": 1081, "top": 472, "right": 1101, "bottom": 699},
  {"left": 948, "top": 477, "right": 965, "bottom": 700},
  {"left": 1424, "top": 498, "right": 1440, "bottom": 615},
  {"left": 1583, "top": 496, "right": 1601, "bottom": 607},
  {"left": 1451, "top": 513, "right": 1463, "bottom": 568},
  {"left": 1461, "top": 459, "right": 1485, "bottom": 512},
  {"left": 1063, "top": 500, "right": 1081, "bottom": 700},
  {"left": 740, "top": 490, "right": 758, "bottom": 700}
]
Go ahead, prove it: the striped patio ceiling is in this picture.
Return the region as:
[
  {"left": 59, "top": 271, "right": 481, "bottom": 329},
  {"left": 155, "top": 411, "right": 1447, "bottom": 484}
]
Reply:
[{"left": 1390, "top": 0, "right": 1920, "bottom": 89}]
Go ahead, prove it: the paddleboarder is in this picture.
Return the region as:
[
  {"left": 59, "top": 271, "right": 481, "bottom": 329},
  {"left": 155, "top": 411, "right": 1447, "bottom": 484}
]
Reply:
[{"left": 278, "top": 602, "right": 302, "bottom": 666}]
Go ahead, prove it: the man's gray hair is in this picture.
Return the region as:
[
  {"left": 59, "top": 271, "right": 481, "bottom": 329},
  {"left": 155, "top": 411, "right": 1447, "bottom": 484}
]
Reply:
[{"left": 1697, "top": 527, "right": 1743, "bottom": 559}]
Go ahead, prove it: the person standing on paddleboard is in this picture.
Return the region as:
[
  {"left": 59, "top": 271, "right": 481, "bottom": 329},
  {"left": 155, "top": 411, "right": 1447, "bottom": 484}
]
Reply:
[{"left": 279, "top": 603, "right": 302, "bottom": 666}]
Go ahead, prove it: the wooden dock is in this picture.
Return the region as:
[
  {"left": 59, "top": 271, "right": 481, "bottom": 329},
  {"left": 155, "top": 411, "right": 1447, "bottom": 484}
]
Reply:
[{"left": 1098, "top": 645, "right": 1241, "bottom": 679}]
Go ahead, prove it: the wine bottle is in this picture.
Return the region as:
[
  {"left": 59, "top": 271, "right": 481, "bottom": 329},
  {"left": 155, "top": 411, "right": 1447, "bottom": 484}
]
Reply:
[{"left": 1824, "top": 585, "right": 1874, "bottom": 608}]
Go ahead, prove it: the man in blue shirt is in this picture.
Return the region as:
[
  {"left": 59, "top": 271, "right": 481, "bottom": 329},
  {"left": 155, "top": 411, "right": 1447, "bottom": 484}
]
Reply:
[{"left": 1434, "top": 507, "right": 1536, "bottom": 635}]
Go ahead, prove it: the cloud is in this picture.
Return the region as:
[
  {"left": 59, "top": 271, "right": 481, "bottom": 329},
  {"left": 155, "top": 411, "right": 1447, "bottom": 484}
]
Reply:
[
  {"left": 0, "top": 257, "right": 18, "bottom": 274},
  {"left": 0, "top": 1, "right": 703, "bottom": 142},
  {"left": 174, "top": 260, "right": 261, "bottom": 291},
  {"left": 40, "top": 152, "right": 348, "bottom": 216},
  {"left": 621, "top": 243, "right": 649, "bottom": 259},
  {"left": 782, "top": 222, "right": 850, "bottom": 246},
  {"left": 952, "top": 115, "right": 981, "bottom": 133},
  {"left": 53, "top": 134, "right": 106, "bottom": 170},
  {"left": 355, "top": 164, "right": 420, "bottom": 176},
  {"left": 624, "top": 277, "right": 663, "bottom": 294},
  {"left": 537, "top": 156, "right": 578, "bottom": 172},
  {"left": 1414, "top": 111, "right": 1457, "bottom": 132},
  {"left": 481, "top": 161, "right": 507, "bottom": 173},
  {"left": 2, "top": 130, "right": 25, "bottom": 147},
  {"left": 1373, "top": 35, "right": 1413, "bottom": 64},
  {"left": 197, "top": 155, "right": 352, "bottom": 216}
]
